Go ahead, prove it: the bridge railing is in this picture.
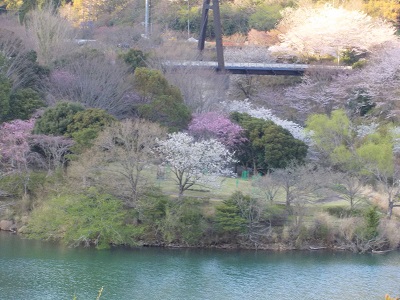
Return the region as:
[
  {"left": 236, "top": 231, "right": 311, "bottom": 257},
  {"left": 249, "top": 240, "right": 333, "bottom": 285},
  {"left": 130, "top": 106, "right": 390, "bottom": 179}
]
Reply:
[{"left": 162, "top": 60, "right": 352, "bottom": 75}]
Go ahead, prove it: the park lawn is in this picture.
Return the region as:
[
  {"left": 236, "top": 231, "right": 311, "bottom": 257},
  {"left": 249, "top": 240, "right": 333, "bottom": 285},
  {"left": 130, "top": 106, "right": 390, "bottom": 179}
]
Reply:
[{"left": 134, "top": 165, "right": 374, "bottom": 215}]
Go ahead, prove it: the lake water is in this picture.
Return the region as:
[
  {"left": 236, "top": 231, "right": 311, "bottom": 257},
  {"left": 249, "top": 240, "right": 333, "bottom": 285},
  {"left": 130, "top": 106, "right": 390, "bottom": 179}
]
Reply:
[{"left": 0, "top": 232, "right": 399, "bottom": 299}]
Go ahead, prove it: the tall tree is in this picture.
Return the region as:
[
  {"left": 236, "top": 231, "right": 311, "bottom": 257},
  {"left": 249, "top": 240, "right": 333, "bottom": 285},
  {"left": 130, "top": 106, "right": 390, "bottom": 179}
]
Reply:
[
  {"left": 24, "top": 4, "right": 77, "bottom": 65},
  {"left": 91, "top": 119, "right": 166, "bottom": 205},
  {"left": 305, "top": 109, "right": 353, "bottom": 165},
  {"left": 133, "top": 68, "right": 191, "bottom": 132},
  {"left": 48, "top": 51, "right": 134, "bottom": 118}
]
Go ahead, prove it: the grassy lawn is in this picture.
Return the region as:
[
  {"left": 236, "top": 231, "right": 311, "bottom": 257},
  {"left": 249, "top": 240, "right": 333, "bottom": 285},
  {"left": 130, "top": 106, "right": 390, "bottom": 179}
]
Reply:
[
  {"left": 154, "top": 170, "right": 253, "bottom": 202},
  {"left": 142, "top": 165, "right": 375, "bottom": 215}
]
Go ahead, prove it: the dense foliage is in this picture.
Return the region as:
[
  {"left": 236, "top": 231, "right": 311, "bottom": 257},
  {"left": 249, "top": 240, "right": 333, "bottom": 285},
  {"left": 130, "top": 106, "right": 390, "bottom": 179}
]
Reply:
[
  {"left": 26, "top": 189, "right": 139, "bottom": 249},
  {"left": 231, "top": 112, "right": 308, "bottom": 173},
  {"left": 33, "top": 102, "right": 85, "bottom": 135},
  {"left": 119, "top": 49, "right": 149, "bottom": 72},
  {"left": 134, "top": 68, "right": 192, "bottom": 132},
  {"left": 6, "top": 88, "right": 45, "bottom": 121}
]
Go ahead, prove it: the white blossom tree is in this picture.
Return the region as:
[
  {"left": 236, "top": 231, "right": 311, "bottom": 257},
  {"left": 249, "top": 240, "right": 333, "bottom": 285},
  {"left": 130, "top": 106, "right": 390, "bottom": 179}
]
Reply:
[
  {"left": 222, "top": 99, "right": 310, "bottom": 143},
  {"left": 270, "top": 5, "right": 396, "bottom": 60},
  {"left": 158, "top": 132, "right": 235, "bottom": 199}
]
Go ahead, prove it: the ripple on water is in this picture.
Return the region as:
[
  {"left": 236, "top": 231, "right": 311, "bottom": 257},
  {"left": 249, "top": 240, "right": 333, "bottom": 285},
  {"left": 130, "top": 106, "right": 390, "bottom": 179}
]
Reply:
[{"left": 1, "top": 234, "right": 400, "bottom": 299}]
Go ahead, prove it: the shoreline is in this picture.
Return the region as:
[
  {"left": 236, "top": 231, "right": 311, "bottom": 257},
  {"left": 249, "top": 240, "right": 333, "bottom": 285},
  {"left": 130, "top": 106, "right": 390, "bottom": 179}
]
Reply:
[{"left": 1, "top": 230, "right": 397, "bottom": 254}]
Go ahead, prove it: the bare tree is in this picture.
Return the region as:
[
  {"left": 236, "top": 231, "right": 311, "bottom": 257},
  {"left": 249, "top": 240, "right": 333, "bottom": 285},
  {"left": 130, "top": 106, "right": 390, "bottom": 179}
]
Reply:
[
  {"left": 163, "top": 67, "right": 228, "bottom": 113},
  {"left": 272, "top": 163, "right": 327, "bottom": 209},
  {"left": 252, "top": 173, "right": 280, "bottom": 203},
  {"left": 24, "top": 5, "right": 78, "bottom": 65},
  {"left": 332, "top": 172, "right": 366, "bottom": 211},
  {"left": 29, "top": 135, "right": 74, "bottom": 174},
  {"left": 92, "top": 119, "right": 167, "bottom": 206},
  {"left": 0, "top": 28, "right": 45, "bottom": 92},
  {"left": 47, "top": 54, "right": 135, "bottom": 118}
]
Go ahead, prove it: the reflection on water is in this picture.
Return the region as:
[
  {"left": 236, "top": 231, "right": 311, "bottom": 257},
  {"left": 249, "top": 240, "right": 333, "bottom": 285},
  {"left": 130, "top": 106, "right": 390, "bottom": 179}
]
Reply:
[{"left": 0, "top": 232, "right": 399, "bottom": 299}]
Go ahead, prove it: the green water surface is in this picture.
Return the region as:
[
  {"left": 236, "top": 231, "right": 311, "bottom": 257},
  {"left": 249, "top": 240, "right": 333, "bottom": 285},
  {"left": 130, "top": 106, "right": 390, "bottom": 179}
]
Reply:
[{"left": 0, "top": 232, "right": 399, "bottom": 299}]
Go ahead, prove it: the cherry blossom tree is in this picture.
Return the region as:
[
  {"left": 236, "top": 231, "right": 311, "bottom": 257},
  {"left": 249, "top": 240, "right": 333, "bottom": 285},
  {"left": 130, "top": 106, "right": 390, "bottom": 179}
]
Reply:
[
  {"left": 270, "top": 5, "right": 396, "bottom": 60},
  {"left": 188, "top": 112, "right": 246, "bottom": 149},
  {"left": 0, "top": 119, "right": 35, "bottom": 171},
  {"left": 284, "top": 41, "right": 400, "bottom": 120},
  {"left": 157, "top": 132, "right": 235, "bottom": 199},
  {"left": 0, "top": 119, "right": 36, "bottom": 198}
]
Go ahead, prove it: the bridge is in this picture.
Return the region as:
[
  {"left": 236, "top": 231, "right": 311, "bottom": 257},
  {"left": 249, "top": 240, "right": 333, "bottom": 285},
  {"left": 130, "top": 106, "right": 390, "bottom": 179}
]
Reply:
[{"left": 163, "top": 61, "right": 352, "bottom": 76}]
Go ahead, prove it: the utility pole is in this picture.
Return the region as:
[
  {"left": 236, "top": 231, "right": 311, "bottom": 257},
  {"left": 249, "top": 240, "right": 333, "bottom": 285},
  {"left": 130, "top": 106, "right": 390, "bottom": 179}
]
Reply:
[
  {"left": 187, "top": 0, "right": 190, "bottom": 38},
  {"left": 145, "top": 0, "right": 150, "bottom": 37}
]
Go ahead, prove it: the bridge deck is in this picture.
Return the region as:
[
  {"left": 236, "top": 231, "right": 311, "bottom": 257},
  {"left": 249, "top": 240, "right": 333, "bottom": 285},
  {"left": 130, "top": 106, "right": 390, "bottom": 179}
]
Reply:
[{"left": 163, "top": 61, "right": 351, "bottom": 76}]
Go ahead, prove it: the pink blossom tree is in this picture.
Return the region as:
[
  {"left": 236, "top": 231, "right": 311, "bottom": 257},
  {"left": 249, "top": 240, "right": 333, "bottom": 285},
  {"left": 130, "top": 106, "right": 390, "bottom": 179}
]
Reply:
[
  {"left": 0, "top": 119, "right": 36, "bottom": 198},
  {"left": 0, "top": 119, "right": 35, "bottom": 171},
  {"left": 188, "top": 112, "right": 246, "bottom": 149},
  {"left": 284, "top": 41, "right": 400, "bottom": 120}
]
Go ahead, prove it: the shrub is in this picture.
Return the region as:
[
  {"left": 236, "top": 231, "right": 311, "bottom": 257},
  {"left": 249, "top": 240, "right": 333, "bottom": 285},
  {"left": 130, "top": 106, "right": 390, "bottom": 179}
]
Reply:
[
  {"left": 138, "top": 95, "right": 191, "bottom": 132},
  {"left": 26, "top": 189, "right": 140, "bottom": 249},
  {"left": 363, "top": 206, "right": 380, "bottom": 240},
  {"left": 325, "top": 206, "right": 362, "bottom": 218},
  {"left": 215, "top": 191, "right": 261, "bottom": 238},
  {"left": 34, "top": 102, "right": 85, "bottom": 135},
  {"left": 119, "top": 49, "right": 148, "bottom": 72},
  {"left": 309, "top": 213, "right": 335, "bottom": 243},
  {"left": 6, "top": 88, "right": 45, "bottom": 121},
  {"left": 133, "top": 68, "right": 191, "bottom": 132},
  {"left": 378, "top": 219, "right": 400, "bottom": 249},
  {"left": 66, "top": 108, "right": 117, "bottom": 153},
  {"left": 160, "top": 197, "right": 207, "bottom": 245}
]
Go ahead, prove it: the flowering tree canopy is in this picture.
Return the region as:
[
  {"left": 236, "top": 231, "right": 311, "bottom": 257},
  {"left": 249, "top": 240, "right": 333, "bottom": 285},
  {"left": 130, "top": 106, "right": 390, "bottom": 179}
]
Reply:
[
  {"left": 158, "top": 132, "right": 235, "bottom": 198},
  {"left": 270, "top": 5, "right": 396, "bottom": 58},
  {"left": 188, "top": 112, "right": 246, "bottom": 148},
  {"left": 0, "top": 119, "right": 35, "bottom": 169},
  {"left": 284, "top": 41, "right": 400, "bottom": 119},
  {"left": 0, "top": 118, "right": 75, "bottom": 174}
]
